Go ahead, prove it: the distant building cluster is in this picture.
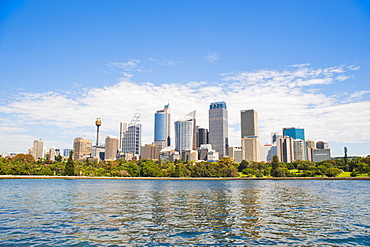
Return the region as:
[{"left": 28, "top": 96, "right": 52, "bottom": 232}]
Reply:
[{"left": 20, "top": 102, "right": 332, "bottom": 163}]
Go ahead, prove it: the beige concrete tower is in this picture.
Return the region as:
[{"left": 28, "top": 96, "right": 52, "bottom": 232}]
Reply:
[
  {"left": 73, "top": 137, "right": 92, "bottom": 161},
  {"left": 105, "top": 136, "right": 119, "bottom": 161}
]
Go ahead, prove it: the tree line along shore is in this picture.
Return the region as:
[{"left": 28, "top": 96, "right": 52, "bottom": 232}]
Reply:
[{"left": 1, "top": 153, "right": 369, "bottom": 178}]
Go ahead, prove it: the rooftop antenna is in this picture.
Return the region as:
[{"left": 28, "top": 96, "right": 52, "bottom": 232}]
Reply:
[{"left": 95, "top": 117, "right": 102, "bottom": 146}]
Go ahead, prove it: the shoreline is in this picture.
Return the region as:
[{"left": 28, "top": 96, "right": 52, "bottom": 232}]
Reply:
[{"left": 0, "top": 175, "right": 369, "bottom": 180}]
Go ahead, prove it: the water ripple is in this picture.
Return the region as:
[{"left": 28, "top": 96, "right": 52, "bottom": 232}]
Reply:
[{"left": 0, "top": 179, "right": 369, "bottom": 246}]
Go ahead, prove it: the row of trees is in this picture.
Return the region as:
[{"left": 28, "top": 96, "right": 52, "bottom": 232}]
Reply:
[
  {"left": 1, "top": 153, "right": 369, "bottom": 178},
  {"left": 239, "top": 156, "right": 370, "bottom": 177}
]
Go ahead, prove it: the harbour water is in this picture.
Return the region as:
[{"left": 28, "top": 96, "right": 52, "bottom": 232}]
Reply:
[{"left": 0, "top": 179, "right": 369, "bottom": 246}]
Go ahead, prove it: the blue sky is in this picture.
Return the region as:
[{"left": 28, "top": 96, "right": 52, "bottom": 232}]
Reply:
[{"left": 0, "top": 0, "right": 369, "bottom": 156}]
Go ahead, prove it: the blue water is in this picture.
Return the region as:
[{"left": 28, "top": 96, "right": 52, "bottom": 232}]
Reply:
[{"left": 0, "top": 179, "right": 369, "bottom": 246}]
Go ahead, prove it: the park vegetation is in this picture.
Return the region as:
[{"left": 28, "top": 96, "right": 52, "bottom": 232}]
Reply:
[{"left": 0, "top": 153, "right": 369, "bottom": 178}]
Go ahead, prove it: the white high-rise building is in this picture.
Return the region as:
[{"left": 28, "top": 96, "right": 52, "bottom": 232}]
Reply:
[
  {"left": 119, "top": 122, "right": 129, "bottom": 151},
  {"left": 122, "top": 112, "right": 142, "bottom": 156},
  {"left": 174, "top": 111, "right": 196, "bottom": 153},
  {"left": 277, "top": 136, "right": 294, "bottom": 163},
  {"left": 293, "top": 139, "right": 305, "bottom": 161},
  {"left": 122, "top": 124, "right": 142, "bottom": 156},
  {"left": 32, "top": 139, "right": 44, "bottom": 160}
]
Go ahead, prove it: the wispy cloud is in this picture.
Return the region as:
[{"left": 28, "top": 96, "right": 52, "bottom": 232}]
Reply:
[
  {"left": 205, "top": 52, "right": 220, "bottom": 63},
  {"left": 149, "top": 57, "right": 178, "bottom": 66},
  {"left": 108, "top": 60, "right": 140, "bottom": 71},
  {"left": 106, "top": 59, "right": 151, "bottom": 77},
  {"left": 0, "top": 64, "right": 368, "bottom": 154}
]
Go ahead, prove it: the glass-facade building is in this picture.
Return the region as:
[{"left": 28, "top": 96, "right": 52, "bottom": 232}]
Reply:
[
  {"left": 209, "top": 102, "right": 228, "bottom": 158},
  {"left": 283, "top": 127, "right": 306, "bottom": 160},
  {"left": 122, "top": 124, "right": 142, "bottom": 155},
  {"left": 174, "top": 111, "right": 196, "bottom": 153},
  {"left": 154, "top": 104, "right": 171, "bottom": 148},
  {"left": 241, "top": 109, "right": 258, "bottom": 138},
  {"left": 283, "top": 127, "right": 305, "bottom": 141}
]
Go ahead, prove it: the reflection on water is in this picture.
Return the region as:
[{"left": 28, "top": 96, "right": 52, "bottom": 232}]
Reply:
[{"left": 0, "top": 179, "right": 369, "bottom": 246}]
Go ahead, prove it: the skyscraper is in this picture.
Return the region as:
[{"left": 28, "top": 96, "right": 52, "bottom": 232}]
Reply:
[
  {"left": 209, "top": 101, "right": 228, "bottom": 158},
  {"left": 73, "top": 137, "right": 92, "bottom": 161},
  {"left": 283, "top": 127, "right": 306, "bottom": 160},
  {"left": 122, "top": 124, "right": 142, "bottom": 156},
  {"left": 241, "top": 110, "right": 258, "bottom": 138},
  {"left": 195, "top": 126, "right": 208, "bottom": 148},
  {"left": 122, "top": 112, "right": 142, "bottom": 156},
  {"left": 119, "top": 122, "right": 129, "bottom": 151},
  {"left": 277, "top": 136, "right": 294, "bottom": 163},
  {"left": 174, "top": 110, "right": 196, "bottom": 153},
  {"left": 105, "top": 136, "right": 119, "bottom": 161},
  {"left": 240, "top": 109, "right": 260, "bottom": 162},
  {"left": 32, "top": 139, "right": 44, "bottom": 160},
  {"left": 293, "top": 139, "right": 305, "bottom": 161},
  {"left": 154, "top": 104, "right": 171, "bottom": 149},
  {"left": 283, "top": 127, "right": 305, "bottom": 141}
]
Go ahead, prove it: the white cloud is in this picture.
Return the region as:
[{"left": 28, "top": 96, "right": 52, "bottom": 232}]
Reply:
[
  {"left": 0, "top": 64, "right": 369, "bottom": 155},
  {"left": 149, "top": 57, "right": 178, "bottom": 66},
  {"left": 108, "top": 60, "right": 140, "bottom": 71},
  {"left": 107, "top": 59, "right": 151, "bottom": 76},
  {"left": 205, "top": 52, "right": 220, "bottom": 63}
]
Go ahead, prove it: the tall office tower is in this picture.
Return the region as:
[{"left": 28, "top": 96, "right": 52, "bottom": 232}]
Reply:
[
  {"left": 73, "top": 137, "right": 92, "bottom": 161},
  {"left": 283, "top": 127, "right": 305, "bottom": 140},
  {"left": 174, "top": 110, "right": 196, "bottom": 153},
  {"left": 316, "top": 141, "right": 329, "bottom": 149},
  {"left": 306, "top": 139, "right": 315, "bottom": 161},
  {"left": 209, "top": 102, "right": 228, "bottom": 158},
  {"left": 122, "top": 111, "right": 142, "bottom": 156},
  {"left": 240, "top": 109, "right": 259, "bottom": 161},
  {"left": 105, "top": 136, "right": 119, "bottom": 161},
  {"left": 241, "top": 109, "right": 258, "bottom": 138},
  {"left": 241, "top": 136, "right": 261, "bottom": 162},
  {"left": 283, "top": 127, "right": 306, "bottom": 160},
  {"left": 154, "top": 104, "right": 171, "bottom": 149},
  {"left": 32, "top": 139, "right": 44, "bottom": 160},
  {"left": 119, "top": 122, "right": 129, "bottom": 151},
  {"left": 277, "top": 136, "right": 294, "bottom": 163},
  {"left": 195, "top": 127, "right": 209, "bottom": 148},
  {"left": 49, "top": 147, "right": 56, "bottom": 161},
  {"left": 293, "top": 139, "right": 305, "bottom": 161},
  {"left": 271, "top": 132, "right": 283, "bottom": 145}
]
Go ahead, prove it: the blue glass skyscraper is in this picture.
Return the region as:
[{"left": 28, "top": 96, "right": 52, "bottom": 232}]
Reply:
[
  {"left": 283, "top": 127, "right": 305, "bottom": 140},
  {"left": 154, "top": 104, "right": 171, "bottom": 148}
]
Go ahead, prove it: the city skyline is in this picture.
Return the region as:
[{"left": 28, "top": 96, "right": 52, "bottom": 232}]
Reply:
[{"left": 0, "top": 1, "right": 369, "bottom": 157}]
